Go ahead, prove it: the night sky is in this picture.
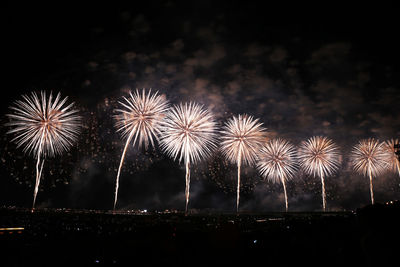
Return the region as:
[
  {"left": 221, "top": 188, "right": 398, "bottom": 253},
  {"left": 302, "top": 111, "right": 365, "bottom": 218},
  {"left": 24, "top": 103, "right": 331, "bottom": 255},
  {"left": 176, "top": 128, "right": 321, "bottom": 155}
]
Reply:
[{"left": 1, "top": 1, "right": 399, "bottom": 212}]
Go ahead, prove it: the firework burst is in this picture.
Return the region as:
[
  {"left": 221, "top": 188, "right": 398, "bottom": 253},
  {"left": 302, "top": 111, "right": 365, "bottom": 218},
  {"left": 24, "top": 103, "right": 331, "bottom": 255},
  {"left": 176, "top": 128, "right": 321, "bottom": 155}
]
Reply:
[
  {"left": 6, "top": 91, "right": 81, "bottom": 209},
  {"left": 159, "top": 102, "right": 217, "bottom": 214},
  {"left": 113, "top": 89, "right": 169, "bottom": 210},
  {"left": 257, "top": 138, "right": 298, "bottom": 211},
  {"left": 298, "top": 136, "right": 340, "bottom": 211},
  {"left": 351, "top": 138, "right": 387, "bottom": 204},
  {"left": 220, "top": 114, "right": 266, "bottom": 212},
  {"left": 382, "top": 139, "right": 400, "bottom": 177}
]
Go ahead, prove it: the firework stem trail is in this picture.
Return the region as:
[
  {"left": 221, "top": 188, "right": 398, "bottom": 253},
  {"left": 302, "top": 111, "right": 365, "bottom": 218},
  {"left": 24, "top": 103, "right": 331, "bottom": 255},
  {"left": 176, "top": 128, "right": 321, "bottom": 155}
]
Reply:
[
  {"left": 185, "top": 160, "right": 190, "bottom": 214},
  {"left": 280, "top": 174, "right": 288, "bottom": 212},
  {"left": 236, "top": 153, "right": 241, "bottom": 213},
  {"left": 369, "top": 169, "right": 374, "bottom": 205},
  {"left": 320, "top": 172, "right": 326, "bottom": 211},
  {"left": 32, "top": 156, "right": 41, "bottom": 209},
  {"left": 114, "top": 126, "right": 139, "bottom": 210},
  {"left": 33, "top": 159, "right": 45, "bottom": 209},
  {"left": 236, "top": 162, "right": 241, "bottom": 213},
  {"left": 32, "top": 134, "right": 45, "bottom": 210}
]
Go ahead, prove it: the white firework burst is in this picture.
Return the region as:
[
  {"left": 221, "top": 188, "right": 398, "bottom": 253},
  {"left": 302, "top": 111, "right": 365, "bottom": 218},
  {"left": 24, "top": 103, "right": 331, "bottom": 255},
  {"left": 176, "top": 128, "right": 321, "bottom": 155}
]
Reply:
[
  {"left": 298, "top": 136, "right": 340, "bottom": 211},
  {"left": 220, "top": 114, "right": 266, "bottom": 212},
  {"left": 113, "top": 89, "right": 169, "bottom": 210},
  {"left": 6, "top": 91, "right": 81, "bottom": 209},
  {"left": 159, "top": 102, "right": 218, "bottom": 214},
  {"left": 257, "top": 138, "right": 298, "bottom": 211},
  {"left": 351, "top": 138, "right": 387, "bottom": 204},
  {"left": 382, "top": 139, "right": 400, "bottom": 177}
]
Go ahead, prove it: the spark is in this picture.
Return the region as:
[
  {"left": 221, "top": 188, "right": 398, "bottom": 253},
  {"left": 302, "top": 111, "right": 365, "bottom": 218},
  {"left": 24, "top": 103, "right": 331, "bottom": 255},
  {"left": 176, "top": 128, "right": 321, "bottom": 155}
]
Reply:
[
  {"left": 113, "top": 89, "right": 169, "bottom": 210},
  {"left": 257, "top": 138, "right": 298, "bottom": 212},
  {"left": 6, "top": 91, "right": 80, "bottom": 209},
  {"left": 220, "top": 114, "right": 266, "bottom": 212},
  {"left": 382, "top": 139, "right": 400, "bottom": 177},
  {"left": 207, "top": 155, "right": 259, "bottom": 195},
  {"left": 351, "top": 138, "right": 387, "bottom": 204},
  {"left": 298, "top": 136, "right": 340, "bottom": 211},
  {"left": 159, "top": 102, "right": 217, "bottom": 214}
]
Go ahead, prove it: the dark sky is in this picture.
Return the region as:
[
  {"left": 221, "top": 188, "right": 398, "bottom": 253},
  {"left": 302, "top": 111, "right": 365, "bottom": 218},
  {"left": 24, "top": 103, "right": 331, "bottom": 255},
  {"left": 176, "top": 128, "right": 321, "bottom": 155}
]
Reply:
[{"left": 1, "top": 1, "right": 399, "bottom": 212}]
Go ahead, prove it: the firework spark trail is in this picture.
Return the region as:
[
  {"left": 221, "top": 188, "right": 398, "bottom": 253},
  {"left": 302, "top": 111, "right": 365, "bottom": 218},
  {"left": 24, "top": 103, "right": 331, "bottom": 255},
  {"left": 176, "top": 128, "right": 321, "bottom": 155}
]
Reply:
[
  {"left": 319, "top": 169, "right": 326, "bottom": 211},
  {"left": 298, "top": 136, "right": 340, "bottom": 211},
  {"left": 114, "top": 127, "right": 139, "bottom": 210},
  {"left": 257, "top": 138, "right": 298, "bottom": 212},
  {"left": 351, "top": 138, "right": 387, "bottom": 205},
  {"left": 6, "top": 91, "right": 81, "bottom": 209},
  {"left": 237, "top": 153, "right": 241, "bottom": 213},
  {"left": 32, "top": 136, "right": 45, "bottom": 209},
  {"left": 185, "top": 159, "right": 190, "bottom": 212},
  {"left": 159, "top": 102, "right": 217, "bottom": 214},
  {"left": 220, "top": 114, "right": 266, "bottom": 213},
  {"left": 113, "top": 89, "right": 169, "bottom": 210},
  {"left": 281, "top": 174, "right": 288, "bottom": 212},
  {"left": 368, "top": 169, "right": 374, "bottom": 205},
  {"left": 382, "top": 139, "right": 400, "bottom": 177}
]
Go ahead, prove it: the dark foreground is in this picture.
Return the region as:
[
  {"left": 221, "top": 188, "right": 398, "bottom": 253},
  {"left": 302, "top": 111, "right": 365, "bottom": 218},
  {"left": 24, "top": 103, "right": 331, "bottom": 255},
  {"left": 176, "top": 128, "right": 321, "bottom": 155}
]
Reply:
[{"left": 1, "top": 203, "right": 399, "bottom": 267}]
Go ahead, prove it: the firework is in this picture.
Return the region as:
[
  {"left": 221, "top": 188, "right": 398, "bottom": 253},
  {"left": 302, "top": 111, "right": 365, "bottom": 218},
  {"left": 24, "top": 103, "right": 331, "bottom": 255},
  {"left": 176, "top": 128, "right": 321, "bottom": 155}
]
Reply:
[
  {"left": 159, "top": 102, "right": 217, "bottom": 214},
  {"left": 208, "top": 154, "right": 260, "bottom": 195},
  {"left": 382, "top": 139, "right": 400, "bottom": 177},
  {"left": 220, "top": 114, "right": 266, "bottom": 212},
  {"left": 298, "top": 136, "right": 340, "bottom": 211},
  {"left": 113, "top": 89, "right": 169, "bottom": 210},
  {"left": 351, "top": 138, "right": 387, "bottom": 204},
  {"left": 257, "top": 138, "right": 298, "bottom": 211},
  {"left": 6, "top": 91, "right": 80, "bottom": 209}
]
